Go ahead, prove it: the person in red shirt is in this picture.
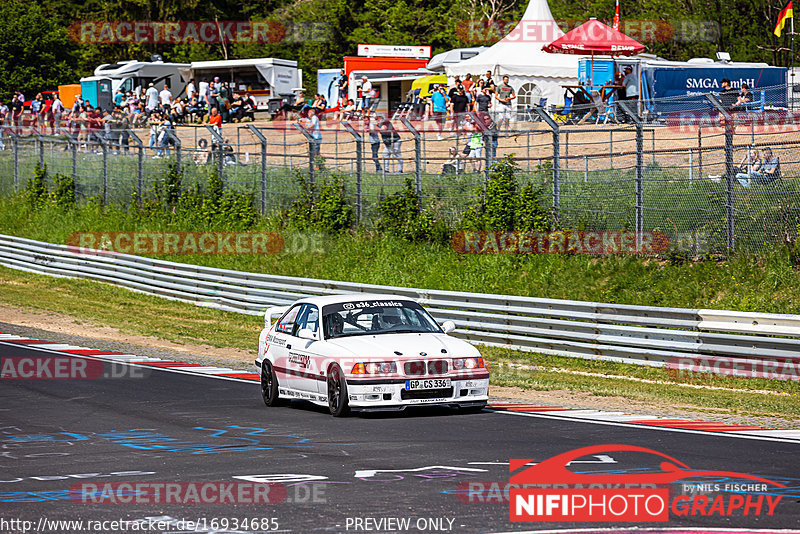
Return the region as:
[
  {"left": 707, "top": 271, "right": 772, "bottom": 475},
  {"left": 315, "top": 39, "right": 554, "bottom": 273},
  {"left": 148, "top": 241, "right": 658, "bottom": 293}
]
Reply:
[
  {"left": 462, "top": 73, "right": 474, "bottom": 93},
  {"left": 208, "top": 107, "right": 222, "bottom": 135}
]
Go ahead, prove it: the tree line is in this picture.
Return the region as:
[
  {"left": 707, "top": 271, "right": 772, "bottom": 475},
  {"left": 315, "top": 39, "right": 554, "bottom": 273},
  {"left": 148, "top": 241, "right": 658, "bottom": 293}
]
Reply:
[{"left": 1, "top": 0, "right": 796, "bottom": 101}]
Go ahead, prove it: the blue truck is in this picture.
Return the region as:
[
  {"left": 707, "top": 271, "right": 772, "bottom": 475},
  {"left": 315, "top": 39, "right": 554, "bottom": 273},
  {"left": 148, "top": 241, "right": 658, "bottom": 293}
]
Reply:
[{"left": 578, "top": 56, "right": 787, "bottom": 119}]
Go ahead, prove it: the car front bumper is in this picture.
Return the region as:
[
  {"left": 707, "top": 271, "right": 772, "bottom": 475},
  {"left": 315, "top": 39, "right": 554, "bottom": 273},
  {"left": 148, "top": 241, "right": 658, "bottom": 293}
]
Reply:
[{"left": 346, "top": 377, "right": 489, "bottom": 411}]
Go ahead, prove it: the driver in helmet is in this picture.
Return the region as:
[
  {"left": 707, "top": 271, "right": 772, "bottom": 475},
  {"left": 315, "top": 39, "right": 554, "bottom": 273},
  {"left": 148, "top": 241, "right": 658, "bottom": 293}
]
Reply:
[{"left": 328, "top": 313, "right": 344, "bottom": 338}]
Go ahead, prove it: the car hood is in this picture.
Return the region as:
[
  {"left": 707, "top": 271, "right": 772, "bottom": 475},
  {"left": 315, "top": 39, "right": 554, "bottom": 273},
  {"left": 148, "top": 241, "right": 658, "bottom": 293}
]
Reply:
[{"left": 325, "top": 333, "right": 479, "bottom": 360}]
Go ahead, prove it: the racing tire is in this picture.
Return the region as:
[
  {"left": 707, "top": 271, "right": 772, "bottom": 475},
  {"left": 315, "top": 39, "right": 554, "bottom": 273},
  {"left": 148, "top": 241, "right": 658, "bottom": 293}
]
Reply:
[
  {"left": 261, "top": 360, "right": 280, "bottom": 407},
  {"left": 327, "top": 364, "right": 350, "bottom": 417}
]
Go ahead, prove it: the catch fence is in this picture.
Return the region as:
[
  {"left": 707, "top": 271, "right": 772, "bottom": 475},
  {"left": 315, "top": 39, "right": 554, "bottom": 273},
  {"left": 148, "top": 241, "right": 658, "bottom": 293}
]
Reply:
[{"left": 2, "top": 92, "right": 800, "bottom": 254}]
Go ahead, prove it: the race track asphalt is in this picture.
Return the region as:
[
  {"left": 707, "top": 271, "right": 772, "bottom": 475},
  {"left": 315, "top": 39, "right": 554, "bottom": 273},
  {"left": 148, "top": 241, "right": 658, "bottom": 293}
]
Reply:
[{"left": 1, "top": 337, "right": 798, "bottom": 534}]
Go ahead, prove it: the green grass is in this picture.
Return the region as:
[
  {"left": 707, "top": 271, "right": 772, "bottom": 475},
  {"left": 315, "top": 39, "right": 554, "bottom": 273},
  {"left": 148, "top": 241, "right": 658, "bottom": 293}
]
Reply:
[
  {"left": 1, "top": 265, "right": 797, "bottom": 422},
  {"left": 1, "top": 193, "right": 800, "bottom": 314}
]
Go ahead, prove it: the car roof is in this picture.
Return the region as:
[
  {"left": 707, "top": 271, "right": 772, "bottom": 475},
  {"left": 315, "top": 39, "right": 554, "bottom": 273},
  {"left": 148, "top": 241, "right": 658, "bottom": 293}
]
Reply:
[{"left": 294, "top": 293, "right": 416, "bottom": 307}]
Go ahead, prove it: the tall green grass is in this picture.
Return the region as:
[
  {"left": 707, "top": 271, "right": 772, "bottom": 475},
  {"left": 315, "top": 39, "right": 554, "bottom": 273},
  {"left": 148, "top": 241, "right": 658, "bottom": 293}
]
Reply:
[{"left": 1, "top": 193, "right": 799, "bottom": 314}]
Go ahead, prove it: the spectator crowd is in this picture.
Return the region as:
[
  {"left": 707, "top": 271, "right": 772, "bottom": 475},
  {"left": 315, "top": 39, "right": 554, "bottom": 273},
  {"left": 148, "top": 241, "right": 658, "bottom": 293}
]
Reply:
[{"left": 0, "top": 77, "right": 258, "bottom": 154}]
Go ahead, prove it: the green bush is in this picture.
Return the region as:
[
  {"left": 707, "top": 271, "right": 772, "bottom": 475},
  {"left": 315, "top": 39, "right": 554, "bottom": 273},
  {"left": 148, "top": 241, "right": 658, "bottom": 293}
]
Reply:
[
  {"left": 287, "top": 170, "right": 354, "bottom": 234},
  {"left": 25, "top": 164, "right": 49, "bottom": 209},
  {"left": 463, "top": 157, "right": 551, "bottom": 232},
  {"left": 51, "top": 173, "right": 76, "bottom": 209},
  {"left": 377, "top": 178, "right": 449, "bottom": 243}
]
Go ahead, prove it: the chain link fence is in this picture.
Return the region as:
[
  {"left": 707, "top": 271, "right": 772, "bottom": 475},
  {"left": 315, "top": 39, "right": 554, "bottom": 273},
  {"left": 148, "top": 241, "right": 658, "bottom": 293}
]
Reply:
[{"left": 2, "top": 89, "right": 800, "bottom": 255}]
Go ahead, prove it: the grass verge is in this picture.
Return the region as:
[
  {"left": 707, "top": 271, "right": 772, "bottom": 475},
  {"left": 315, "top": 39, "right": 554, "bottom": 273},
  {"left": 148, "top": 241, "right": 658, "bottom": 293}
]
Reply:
[
  {"left": 1, "top": 194, "right": 800, "bottom": 314},
  {"left": 1, "top": 265, "right": 798, "bottom": 423}
]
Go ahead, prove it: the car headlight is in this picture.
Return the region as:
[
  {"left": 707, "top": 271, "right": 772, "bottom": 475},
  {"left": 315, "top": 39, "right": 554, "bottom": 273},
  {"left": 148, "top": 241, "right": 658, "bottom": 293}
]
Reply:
[
  {"left": 351, "top": 362, "right": 398, "bottom": 374},
  {"left": 452, "top": 357, "right": 485, "bottom": 370}
]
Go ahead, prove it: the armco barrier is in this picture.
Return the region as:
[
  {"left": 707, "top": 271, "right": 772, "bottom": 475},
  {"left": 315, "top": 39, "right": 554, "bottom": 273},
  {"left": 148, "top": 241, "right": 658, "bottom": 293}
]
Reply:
[{"left": 1, "top": 234, "right": 799, "bottom": 368}]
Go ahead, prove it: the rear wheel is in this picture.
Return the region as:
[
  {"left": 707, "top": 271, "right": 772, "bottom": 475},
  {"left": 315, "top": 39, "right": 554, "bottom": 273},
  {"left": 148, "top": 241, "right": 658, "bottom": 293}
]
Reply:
[
  {"left": 261, "top": 360, "right": 280, "bottom": 406},
  {"left": 327, "top": 364, "right": 350, "bottom": 417}
]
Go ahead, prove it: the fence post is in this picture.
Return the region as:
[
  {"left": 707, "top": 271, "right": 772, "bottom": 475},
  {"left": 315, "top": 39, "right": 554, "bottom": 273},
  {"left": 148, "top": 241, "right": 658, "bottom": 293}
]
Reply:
[
  {"left": 292, "top": 122, "right": 316, "bottom": 188},
  {"left": 166, "top": 130, "right": 182, "bottom": 174},
  {"left": 620, "top": 101, "right": 643, "bottom": 247},
  {"left": 59, "top": 127, "right": 79, "bottom": 195},
  {"left": 36, "top": 134, "right": 45, "bottom": 170},
  {"left": 340, "top": 121, "right": 363, "bottom": 222},
  {"left": 697, "top": 126, "right": 703, "bottom": 177},
  {"left": 526, "top": 131, "right": 530, "bottom": 171},
  {"left": 705, "top": 94, "right": 735, "bottom": 252},
  {"left": 205, "top": 125, "right": 226, "bottom": 184},
  {"left": 400, "top": 117, "right": 422, "bottom": 195},
  {"left": 167, "top": 130, "right": 183, "bottom": 174},
  {"left": 99, "top": 136, "right": 108, "bottom": 205},
  {"left": 247, "top": 125, "right": 268, "bottom": 215},
  {"left": 609, "top": 130, "right": 613, "bottom": 169},
  {"left": 12, "top": 132, "right": 19, "bottom": 192},
  {"left": 532, "top": 106, "right": 560, "bottom": 226},
  {"left": 127, "top": 130, "right": 144, "bottom": 201}
]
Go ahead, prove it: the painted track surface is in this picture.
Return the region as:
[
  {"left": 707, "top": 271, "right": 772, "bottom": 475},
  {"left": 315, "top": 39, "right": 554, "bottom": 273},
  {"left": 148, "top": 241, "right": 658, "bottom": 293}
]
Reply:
[{"left": 1, "top": 333, "right": 799, "bottom": 533}]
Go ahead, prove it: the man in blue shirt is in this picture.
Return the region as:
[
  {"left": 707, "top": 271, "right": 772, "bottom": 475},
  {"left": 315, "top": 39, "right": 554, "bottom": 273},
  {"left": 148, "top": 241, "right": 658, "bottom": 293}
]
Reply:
[{"left": 430, "top": 84, "right": 448, "bottom": 140}]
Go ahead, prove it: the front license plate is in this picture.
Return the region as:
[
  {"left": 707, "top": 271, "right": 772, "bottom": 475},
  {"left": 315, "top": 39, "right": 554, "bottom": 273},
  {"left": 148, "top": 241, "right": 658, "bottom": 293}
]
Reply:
[{"left": 405, "top": 378, "right": 451, "bottom": 390}]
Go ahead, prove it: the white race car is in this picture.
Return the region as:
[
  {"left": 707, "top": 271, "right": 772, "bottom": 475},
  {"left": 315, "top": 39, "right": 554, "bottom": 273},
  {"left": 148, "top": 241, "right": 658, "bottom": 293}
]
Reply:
[{"left": 256, "top": 294, "right": 489, "bottom": 416}]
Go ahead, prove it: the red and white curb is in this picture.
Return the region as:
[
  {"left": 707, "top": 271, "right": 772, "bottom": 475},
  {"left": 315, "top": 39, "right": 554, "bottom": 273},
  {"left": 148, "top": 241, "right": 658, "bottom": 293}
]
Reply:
[
  {"left": 488, "top": 403, "right": 800, "bottom": 443},
  {"left": 2, "top": 332, "right": 799, "bottom": 443}
]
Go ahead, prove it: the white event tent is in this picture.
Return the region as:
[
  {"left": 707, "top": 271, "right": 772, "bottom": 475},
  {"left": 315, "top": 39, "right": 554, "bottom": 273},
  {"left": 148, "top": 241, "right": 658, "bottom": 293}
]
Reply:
[{"left": 445, "top": 0, "right": 582, "bottom": 106}]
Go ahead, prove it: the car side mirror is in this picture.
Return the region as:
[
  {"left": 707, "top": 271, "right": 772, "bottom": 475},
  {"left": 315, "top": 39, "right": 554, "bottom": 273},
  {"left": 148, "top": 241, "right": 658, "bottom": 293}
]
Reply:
[
  {"left": 298, "top": 328, "right": 316, "bottom": 340},
  {"left": 442, "top": 321, "right": 456, "bottom": 334}
]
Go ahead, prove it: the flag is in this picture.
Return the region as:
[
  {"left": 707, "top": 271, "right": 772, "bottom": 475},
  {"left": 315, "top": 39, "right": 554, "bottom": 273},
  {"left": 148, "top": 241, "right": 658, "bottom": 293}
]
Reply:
[
  {"left": 612, "top": 0, "right": 620, "bottom": 31},
  {"left": 774, "top": 0, "right": 793, "bottom": 37}
]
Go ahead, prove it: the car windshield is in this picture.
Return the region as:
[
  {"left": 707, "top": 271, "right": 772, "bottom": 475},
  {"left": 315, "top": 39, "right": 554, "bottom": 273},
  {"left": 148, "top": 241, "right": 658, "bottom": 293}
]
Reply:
[{"left": 321, "top": 299, "right": 442, "bottom": 340}]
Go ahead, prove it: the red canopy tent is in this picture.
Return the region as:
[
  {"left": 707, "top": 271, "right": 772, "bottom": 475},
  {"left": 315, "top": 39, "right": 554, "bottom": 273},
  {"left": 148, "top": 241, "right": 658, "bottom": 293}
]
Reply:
[
  {"left": 543, "top": 18, "right": 645, "bottom": 115},
  {"left": 542, "top": 18, "right": 645, "bottom": 56}
]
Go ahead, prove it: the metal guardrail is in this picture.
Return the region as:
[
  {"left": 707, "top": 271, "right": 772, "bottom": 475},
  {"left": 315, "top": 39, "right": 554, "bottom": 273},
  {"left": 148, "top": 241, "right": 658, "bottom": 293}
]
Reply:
[{"left": 1, "top": 233, "right": 799, "bottom": 368}]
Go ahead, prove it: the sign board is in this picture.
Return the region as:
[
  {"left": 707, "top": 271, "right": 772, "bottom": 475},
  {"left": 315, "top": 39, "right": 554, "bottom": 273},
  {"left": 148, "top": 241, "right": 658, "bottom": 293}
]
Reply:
[{"left": 357, "top": 44, "right": 431, "bottom": 58}]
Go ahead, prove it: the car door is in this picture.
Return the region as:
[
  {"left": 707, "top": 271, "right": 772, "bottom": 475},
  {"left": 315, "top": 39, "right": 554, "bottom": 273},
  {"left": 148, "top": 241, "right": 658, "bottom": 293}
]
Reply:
[
  {"left": 269, "top": 305, "right": 299, "bottom": 393},
  {"left": 284, "top": 304, "right": 322, "bottom": 394}
]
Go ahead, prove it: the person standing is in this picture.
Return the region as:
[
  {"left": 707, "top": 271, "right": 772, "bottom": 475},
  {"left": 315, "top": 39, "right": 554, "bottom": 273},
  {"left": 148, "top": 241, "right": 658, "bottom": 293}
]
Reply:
[
  {"left": 368, "top": 118, "right": 382, "bottom": 172},
  {"left": 159, "top": 84, "right": 172, "bottom": 112},
  {"left": 337, "top": 69, "right": 349, "bottom": 107},
  {"left": 145, "top": 83, "right": 159, "bottom": 112},
  {"left": 495, "top": 75, "right": 516, "bottom": 130},
  {"left": 475, "top": 85, "right": 492, "bottom": 113},
  {"left": 450, "top": 85, "right": 469, "bottom": 133},
  {"left": 622, "top": 66, "right": 638, "bottom": 101},
  {"left": 50, "top": 93, "right": 63, "bottom": 134},
  {"left": 360, "top": 76, "right": 373, "bottom": 119},
  {"left": 430, "top": 84, "right": 448, "bottom": 140},
  {"left": 0, "top": 99, "right": 7, "bottom": 149},
  {"left": 306, "top": 107, "right": 322, "bottom": 157},
  {"left": 380, "top": 117, "right": 402, "bottom": 173},
  {"left": 11, "top": 91, "right": 24, "bottom": 131},
  {"left": 186, "top": 78, "right": 197, "bottom": 101},
  {"left": 30, "top": 93, "right": 43, "bottom": 131},
  {"left": 198, "top": 77, "right": 209, "bottom": 109}
]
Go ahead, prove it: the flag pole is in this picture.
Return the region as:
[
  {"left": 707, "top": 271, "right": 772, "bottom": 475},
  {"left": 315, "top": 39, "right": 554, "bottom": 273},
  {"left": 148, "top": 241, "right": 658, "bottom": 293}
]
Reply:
[{"left": 789, "top": 14, "right": 794, "bottom": 109}]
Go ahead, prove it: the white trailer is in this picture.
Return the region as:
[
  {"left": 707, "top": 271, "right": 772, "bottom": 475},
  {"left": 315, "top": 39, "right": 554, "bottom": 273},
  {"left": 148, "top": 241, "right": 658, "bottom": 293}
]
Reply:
[
  {"left": 181, "top": 58, "right": 301, "bottom": 113},
  {"left": 87, "top": 59, "right": 191, "bottom": 98}
]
